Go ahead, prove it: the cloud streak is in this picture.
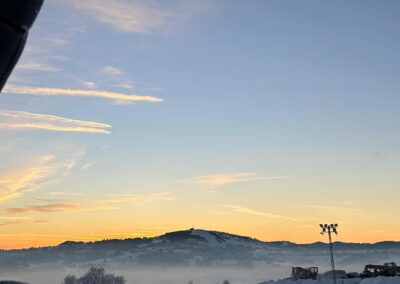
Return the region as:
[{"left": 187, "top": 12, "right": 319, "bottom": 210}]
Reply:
[
  {"left": 61, "top": 0, "right": 205, "bottom": 34},
  {"left": 0, "top": 157, "right": 57, "bottom": 201},
  {"left": 4, "top": 202, "right": 118, "bottom": 215},
  {"left": 8, "top": 24, "right": 86, "bottom": 86},
  {"left": 0, "top": 110, "right": 112, "bottom": 134},
  {"left": 304, "top": 203, "right": 359, "bottom": 211},
  {"left": 17, "top": 62, "right": 59, "bottom": 72},
  {"left": 48, "top": 191, "right": 84, "bottom": 197},
  {"left": 99, "top": 66, "right": 125, "bottom": 76},
  {"left": 181, "top": 172, "right": 290, "bottom": 186},
  {"left": 5, "top": 203, "right": 80, "bottom": 214},
  {"left": 3, "top": 85, "right": 163, "bottom": 104},
  {"left": 102, "top": 192, "right": 175, "bottom": 204},
  {"left": 0, "top": 153, "right": 82, "bottom": 202},
  {"left": 98, "top": 66, "right": 136, "bottom": 91},
  {"left": 223, "top": 204, "right": 298, "bottom": 222},
  {"left": 0, "top": 219, "right": 48, "bottom": 226}
]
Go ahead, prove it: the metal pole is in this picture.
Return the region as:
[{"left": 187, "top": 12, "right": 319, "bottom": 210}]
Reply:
[
  {"left": 320, "top": 224, "right": 338, "bottom": 284},
  {"left": 328, "top": 228, "right": 337, "bottom": 284}
]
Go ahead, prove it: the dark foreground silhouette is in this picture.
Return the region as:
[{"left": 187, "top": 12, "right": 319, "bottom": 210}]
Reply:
[
  {"left": 63, "top": 267, "right": 126, "bottom": 284},
  {"left": 0, "top": 0, "right": 44, "bottom": 92}
]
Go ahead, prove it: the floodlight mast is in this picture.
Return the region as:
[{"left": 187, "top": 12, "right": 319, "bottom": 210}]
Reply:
[{"left": 320, "top": 224, "right": 338, "bottom": 284}]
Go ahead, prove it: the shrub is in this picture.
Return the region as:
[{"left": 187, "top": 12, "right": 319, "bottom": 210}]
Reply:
[{"left": 63, "top": 267, "right": 126, "bottom": 284}]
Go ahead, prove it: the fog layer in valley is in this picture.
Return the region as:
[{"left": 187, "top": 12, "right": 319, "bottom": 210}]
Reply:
[{"left": 1, "top": 265, "right": 284, "bottom": 284}]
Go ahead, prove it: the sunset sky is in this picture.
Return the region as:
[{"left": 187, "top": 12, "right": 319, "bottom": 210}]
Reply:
[{"left": 1, "top": 0, "right": 400, "bottom": 249}]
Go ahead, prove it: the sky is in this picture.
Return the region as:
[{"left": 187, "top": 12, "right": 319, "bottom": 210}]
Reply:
[{"left": 0, "top": 0, "right": 400, "bottom": 249}]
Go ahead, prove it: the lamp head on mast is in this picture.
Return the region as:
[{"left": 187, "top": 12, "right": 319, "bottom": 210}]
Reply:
[{"left": 320, "top": 224, "right": 338, "bottom": 235}]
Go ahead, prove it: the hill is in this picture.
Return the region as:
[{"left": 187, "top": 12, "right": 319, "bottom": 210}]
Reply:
[{"left": 1, "top": 229, "right": 400, "bottom": 270}]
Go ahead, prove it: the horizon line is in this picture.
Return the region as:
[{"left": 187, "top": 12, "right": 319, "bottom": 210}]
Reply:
[{"left": 2, "top": 227, "right": 400, "bottom": 251}]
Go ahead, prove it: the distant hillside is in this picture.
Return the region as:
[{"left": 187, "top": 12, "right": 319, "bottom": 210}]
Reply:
[
  {"left": 1, "top": 228, "right": 400, "bottom": 270},
  {"left": 58, "top": 229, "right": 264, "bottom": 248}
]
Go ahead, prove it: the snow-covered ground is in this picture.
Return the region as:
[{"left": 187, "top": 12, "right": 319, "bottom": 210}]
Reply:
[
  {"left": 360, "top": 277, "right": 400, "bottom": 284},
  {"left": 262, "top": 280, "right": 359, "bottom": 284}
]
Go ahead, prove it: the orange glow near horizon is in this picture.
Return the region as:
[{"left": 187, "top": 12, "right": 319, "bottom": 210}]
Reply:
[
  {"left": 2, "top": 223, "right": 400, "bottom": 250},
  {"left": 1, "top": 183, "right": 399, "bottom": 250}
]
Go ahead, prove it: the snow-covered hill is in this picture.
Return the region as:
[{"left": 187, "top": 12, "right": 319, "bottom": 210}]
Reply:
[
  {"left": 1, "top": 228, "right": 400, "bottom": 274},
  {"left": 155, "top": 229, "right": 263, "bottom": 247}
]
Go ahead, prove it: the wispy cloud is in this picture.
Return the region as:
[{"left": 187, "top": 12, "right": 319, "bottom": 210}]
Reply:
[
  {"left": 0, "top": 219, "right": 48, "bottom": 226},
  {"left": 4, "top": 202, "right": 118, "bottom": 215},
  {"left": 222, "top": 204, "right": 298, "bottom": 222},
  {"left": 99, "top": 66, "right": 125, "bottom": 76},
  {"left": 17, "top": 62, "right": 59, "bottom": 72},
  {"left": 304, "top": 203, "right": 359, "bottom": 211},
  {"left": 0, "top": 157, "right": 57, "bottom": 201},
  {"left": 181, "top": 172, "right": 290, "bottom": 186},
  {"left": 48, "top": 192, "right": 84, "bottom": 197},
  {"left": 98, "top": 66, "right": 136, "bottom": 90},
  {"left": 5, "top": 203, "right": 80, "bottom": 214},
  {"left": 19, "top": 193, "right": 176, "bottom": 215},
  {"left": 3, "top": 85, "right": 163, "bottom": 104},
  {"left": 9, "top": 24, "right": 86, "bottom": 84},
  {"left": 0, "top": 110, "right": 111, "bottom": 134},
  {"left": 341, "top": 201, "right": 356, "bottom": 206},
  {"left": 82, "top": 81, "right": 97, "bottom": 89},
  {"left": 0, "top": 153, "right": 82, "bottom": 202},
  {"left": 102, "top": 192, "right": 175, "bottom": 204},
  {"left": 81, "top": 162, "right": 94, "bottom": 170},
  {"left": 61, "top": 0, "right": 206, "bottom": 34}
]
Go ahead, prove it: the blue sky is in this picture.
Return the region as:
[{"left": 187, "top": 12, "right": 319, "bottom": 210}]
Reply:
[{"left": 0, "top": 0, "right": 400, "bottom": 248}]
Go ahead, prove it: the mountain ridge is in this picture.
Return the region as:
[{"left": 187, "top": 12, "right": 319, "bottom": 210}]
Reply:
[
  {"left": 56, "top": 229, "right": 400, "bottom": 250},
  {"left": 1, "top": 228, "right": 400, "bottom": 269},
  {"left": 3, "top": 228, "right": 400, "bottom": 251}
]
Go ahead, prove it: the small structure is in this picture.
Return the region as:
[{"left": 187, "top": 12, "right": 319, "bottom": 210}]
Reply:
[
  {"left": 291, "top": 266, "right": 318, "bottom": 280},
  {"left": 346, "top": 272, "right": 360, "bottom": 279},
  {"left": 361, "top": 262, "right": 400, "bottom": 278}
]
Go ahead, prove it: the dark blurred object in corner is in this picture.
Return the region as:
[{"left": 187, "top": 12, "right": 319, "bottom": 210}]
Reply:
[{"left": 0, "top": 0, "right": 44, "bottom": 92}]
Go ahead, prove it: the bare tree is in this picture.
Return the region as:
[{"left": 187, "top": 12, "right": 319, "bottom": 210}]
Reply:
[
  {"left": 62, "top": 267, "right": 126, "bottom": 284},
  {"left": 79, "top": 267, "right": 105, "bottom": 284},
  {"left": 63, "top": 275, "right": 77, "bottom": 284}
]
